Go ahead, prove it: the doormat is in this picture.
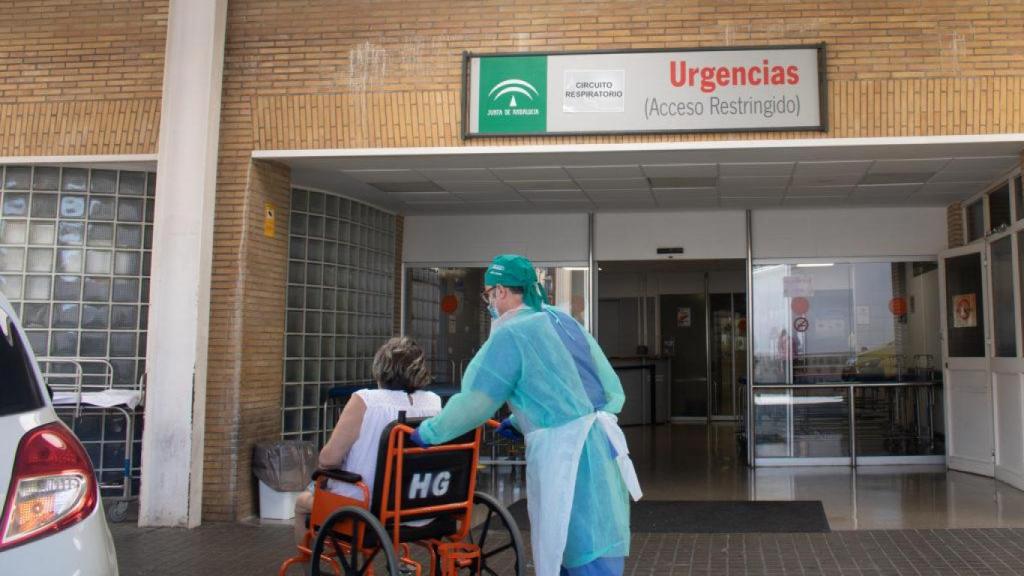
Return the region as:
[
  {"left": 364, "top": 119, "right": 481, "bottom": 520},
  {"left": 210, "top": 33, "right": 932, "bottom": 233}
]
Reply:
[{"left": 506, "top": 500, "right": 830, "bottom": 533}]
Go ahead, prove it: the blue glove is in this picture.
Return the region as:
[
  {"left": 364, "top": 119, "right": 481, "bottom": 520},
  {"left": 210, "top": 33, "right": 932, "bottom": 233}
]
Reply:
[
  {"left": 409, "top": 427, "right": 431, "bottom": 448},
  {"left": 496, "top": 418, "right": 523, "bottom": 441}
]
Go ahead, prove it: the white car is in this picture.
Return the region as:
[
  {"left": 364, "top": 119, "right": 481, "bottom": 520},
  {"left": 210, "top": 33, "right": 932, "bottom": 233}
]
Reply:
[{"left": 0, "top": 294, "right": 119, "bottom": 574}]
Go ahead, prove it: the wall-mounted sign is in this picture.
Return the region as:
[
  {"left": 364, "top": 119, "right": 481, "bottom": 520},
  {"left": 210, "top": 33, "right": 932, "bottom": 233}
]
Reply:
[
  {"left": 677, "top": 307, "right": 691, "bottom": 327},
  {"left": 889, "top": 297, "right": 908, "bottom": 316},
  {"left": 793, "top": 316, "right": 810, "bottom": 333},
  {"left": 952, "top": 294, "right": 977, "bottom": 328},
  {"left": 783, "top": 275, "right": 814, "bottom": 298},
  {"left": 464, "top": 44, "right": 826, "bottom": 137},
  {"left": 263, "top": 203, "right": 276, "bottom": 238},
  {"left": 790, "top": 296, "right": 810, "bottom": 316},
  {"left": 441, "top": 295, "right": 459, "bottom": 315}
]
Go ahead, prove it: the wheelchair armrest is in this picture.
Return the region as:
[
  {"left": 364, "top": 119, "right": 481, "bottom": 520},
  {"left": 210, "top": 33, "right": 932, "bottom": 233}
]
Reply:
[{"left": 312, "top": 468, "right": 362, "bottom": 484}]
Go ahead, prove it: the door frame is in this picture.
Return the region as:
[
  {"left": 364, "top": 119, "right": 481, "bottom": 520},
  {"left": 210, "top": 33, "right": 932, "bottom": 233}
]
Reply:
[
  {"left": 939, "top": 242, "right": 993, "bottom": 477},
  {"left": 989, "top": 226, "right": 1024, "bottom": 489}
]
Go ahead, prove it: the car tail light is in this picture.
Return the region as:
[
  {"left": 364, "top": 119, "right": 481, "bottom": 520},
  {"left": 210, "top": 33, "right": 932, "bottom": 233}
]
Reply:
[{"left": 0, "top": 422, "right": 98, "bottom": 550}]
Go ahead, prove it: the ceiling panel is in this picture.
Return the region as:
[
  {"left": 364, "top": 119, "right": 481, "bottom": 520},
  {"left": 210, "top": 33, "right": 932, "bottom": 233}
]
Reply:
[
  {"left": 564, "top": 165, "right": 644, "bottom": 179},
  {"left": 852, "top": 183, "right": 922, "bottom": 197},
  {"left": 718, "top": 176, "right": 791, "bottom": 192},
  {"left": 786, "top": 185, "right": 854, "bottom": 197},
  {"left": 388, "top": 191, "right": 457, "bottom": 201},
  {"left": 578, "top": 177, "right": 651, "bottom": 190},
  {"left": 436, "top": 180, "right": 514, "bottom": 193},
  {"left": 719, "top": 162, "right": 794, "bottom": 177},
  {"left": 918, "top": 181, "right": 990, "bottom": 195},
  {"left": 941, "top": 156, "right": 1019, "bottom": 173},
  {"left": 520, "top": 190, "right": 589, "bottom": 201},
  {"left": 586, "top": 189, "right": 655, "bottom": 202},
  {"left": 340, "top": 169, "right": 423, "bottom": 183},
  {"left": 506, "top": 179, "right": 579, "bottom": 191},
  {"left": 456, "top": 191, "right": 522, "bottom": 202},
  {"left": 594, "top": 199, "right": 658, "bottom": 210},
  {"left": 721, "top": 189, "right": 787, "bottom": 198},
  {"left": 860, "top": 172, "right": 934, "bottom": 185},
  {"left": 371, "top": 181, "right": 444, "bottom": 193},
  {"left": 794, "top": 160, "right": 873, "bottom": 176},
  {"left": 782, "top": 196, "right": 847, "bottom": 206},
  {"left": 528, "top": 199, "right": 595, "bottom": 210},
  {"left": 491, "top": 166, "right": 569, "bottom": 180},
  {"left": 869, "top": 158, "right": 950, "bottom": 173},
  {"left": 720, "top": 197, "right": 783, "bottom": 207},
  {"left": 418, "top": 168, "right": 498, "bottom": 181},
  {"left": 641, "top": 163, "right": 717, "bottom": 178},
  {"left": 656, "top": 197, "right": 721, "bottom": 208}
]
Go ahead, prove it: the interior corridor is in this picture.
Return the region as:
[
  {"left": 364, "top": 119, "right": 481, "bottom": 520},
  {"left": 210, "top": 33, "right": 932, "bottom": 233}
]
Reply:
[{"left": 624, "top": 423, "right": 1024, "bottom": 530}]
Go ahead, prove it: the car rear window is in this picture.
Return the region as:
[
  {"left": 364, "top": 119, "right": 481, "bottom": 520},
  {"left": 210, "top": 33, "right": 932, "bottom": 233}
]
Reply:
[{"left": 0, "top": 310, "right": 44, "bottom": 417}]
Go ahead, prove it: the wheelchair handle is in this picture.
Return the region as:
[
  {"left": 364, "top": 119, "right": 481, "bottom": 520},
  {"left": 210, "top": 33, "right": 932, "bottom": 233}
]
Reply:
[
  {"left": 312, "top": 468, "right": 363, "bottom": 484},
  {"left": 395, "top": 420, "right": 500, "bottom": 436}
]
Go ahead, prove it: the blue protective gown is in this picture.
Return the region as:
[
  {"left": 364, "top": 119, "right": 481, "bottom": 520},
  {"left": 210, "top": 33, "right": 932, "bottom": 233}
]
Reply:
[{"left": 418, "top": 305, "right": 631, "bottom": 568}]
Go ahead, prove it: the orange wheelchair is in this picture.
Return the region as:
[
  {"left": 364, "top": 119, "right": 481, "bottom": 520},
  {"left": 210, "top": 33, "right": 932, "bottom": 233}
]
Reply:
[{"left": 280, "top": 417, "right": 524, "bottom": 576}]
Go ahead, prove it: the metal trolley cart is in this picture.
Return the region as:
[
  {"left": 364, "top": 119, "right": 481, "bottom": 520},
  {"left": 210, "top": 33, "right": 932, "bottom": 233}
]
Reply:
[{"left": 37, "top": 357, "right": 145, "bottom": 522}]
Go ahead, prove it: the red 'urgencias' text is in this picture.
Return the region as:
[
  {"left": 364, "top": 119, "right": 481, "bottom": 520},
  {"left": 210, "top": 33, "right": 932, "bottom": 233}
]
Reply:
[{"left": 670, "top": 60, "right": 800, "bottom": 93}]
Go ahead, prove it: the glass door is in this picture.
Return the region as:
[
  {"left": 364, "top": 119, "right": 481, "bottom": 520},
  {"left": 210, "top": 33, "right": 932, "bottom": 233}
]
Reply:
[
  {"left": 710, "top": 293, "right": 746, "bottom": 420},
  {"left": 940, "top": 244, "right": 993, "bottom": 477},
  {"left": 660, "top": 293, "right": 707, "bottom": 419}
]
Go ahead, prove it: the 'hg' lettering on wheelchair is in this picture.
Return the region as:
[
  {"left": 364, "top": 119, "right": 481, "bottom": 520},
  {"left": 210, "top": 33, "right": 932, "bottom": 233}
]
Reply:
[{"left": 408, "top": 471, "right": 451, "bottom": 499}]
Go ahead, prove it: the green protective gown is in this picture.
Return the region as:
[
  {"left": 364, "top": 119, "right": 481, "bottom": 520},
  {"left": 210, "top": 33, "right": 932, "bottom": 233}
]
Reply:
[{"left": 417, "top": 305, "right": 631, "bottom": 568}]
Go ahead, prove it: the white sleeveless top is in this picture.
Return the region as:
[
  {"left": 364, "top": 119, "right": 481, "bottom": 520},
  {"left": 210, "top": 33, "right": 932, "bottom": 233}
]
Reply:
[{"left": 327, "top": 388, "right": 442, "bottom": 501}]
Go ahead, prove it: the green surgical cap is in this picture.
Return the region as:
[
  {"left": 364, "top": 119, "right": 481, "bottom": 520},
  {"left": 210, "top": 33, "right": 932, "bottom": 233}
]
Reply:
[{"left": 484, "top": 254, "right": 548, "bottom": 311}]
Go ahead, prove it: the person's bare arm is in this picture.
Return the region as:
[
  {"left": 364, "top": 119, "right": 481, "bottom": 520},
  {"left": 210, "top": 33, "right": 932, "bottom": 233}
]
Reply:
[{"left": 318, "top": 394, "right": 367, "bottom": 468}]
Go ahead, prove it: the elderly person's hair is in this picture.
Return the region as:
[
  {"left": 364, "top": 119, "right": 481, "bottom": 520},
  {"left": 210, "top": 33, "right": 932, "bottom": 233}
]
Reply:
[{"left": 372, "top": 336, "right": 432, "bottom": 392}]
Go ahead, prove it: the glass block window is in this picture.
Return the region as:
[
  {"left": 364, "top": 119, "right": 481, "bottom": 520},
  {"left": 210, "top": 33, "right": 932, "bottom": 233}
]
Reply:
[
  {"left": 283, "top": 188, "right": 396, "bottom": 443},
  {"left": 406, "top": 267, "right": 442, "bottom": 381},
  {"left": 0, "top": 165, "right": 154, "bottom": 496}
]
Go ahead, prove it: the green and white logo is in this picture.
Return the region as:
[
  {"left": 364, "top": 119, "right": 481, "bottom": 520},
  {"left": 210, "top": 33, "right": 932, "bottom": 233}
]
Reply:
[{"left": 478, "top": 55, "right": 547, "bottom": 134}]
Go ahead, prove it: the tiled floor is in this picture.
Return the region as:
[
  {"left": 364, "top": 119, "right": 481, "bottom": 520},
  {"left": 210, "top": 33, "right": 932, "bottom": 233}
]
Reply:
[
  {"left": 111, "top": 523, "right": 1024, "bottom": 575},
  {"left": 112, "top": 423, "right": 1024, "bottom": 574}
]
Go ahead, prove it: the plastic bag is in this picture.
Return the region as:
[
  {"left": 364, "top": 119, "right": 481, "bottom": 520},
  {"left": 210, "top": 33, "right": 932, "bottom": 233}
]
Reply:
[{"left": 252, "top": 440, "right": 317, "bottom": 491}]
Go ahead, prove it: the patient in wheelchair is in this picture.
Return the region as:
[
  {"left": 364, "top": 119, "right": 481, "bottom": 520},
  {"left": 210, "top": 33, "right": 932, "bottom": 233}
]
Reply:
[{"left": 293, "top": 336, "right": 441, "bottom": 544}]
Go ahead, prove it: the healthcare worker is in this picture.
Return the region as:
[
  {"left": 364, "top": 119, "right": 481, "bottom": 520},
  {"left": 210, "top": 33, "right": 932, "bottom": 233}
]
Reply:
[{"left": 410, "top": 254, "right": 642, "bottom": 576}]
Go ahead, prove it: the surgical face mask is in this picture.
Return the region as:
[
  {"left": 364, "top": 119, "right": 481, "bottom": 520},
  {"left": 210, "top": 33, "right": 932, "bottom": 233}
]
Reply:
[
  {"left": 487, "top": 303, "right": 499, "bottom": 319},
  {"left": 489, "top": 303, "right": 525, "bottom": 336}
]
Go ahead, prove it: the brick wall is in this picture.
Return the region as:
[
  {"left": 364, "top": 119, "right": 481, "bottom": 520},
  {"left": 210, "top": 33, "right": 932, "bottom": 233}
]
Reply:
[
  {"left": 203, "top": 158, "right": 291, "bottom": 520},
  {"left": 0, "top": 1, "right": 167, "bottom": 156},
  {"left": 946, "top": 202, "right": 965, "bottom": 249}
]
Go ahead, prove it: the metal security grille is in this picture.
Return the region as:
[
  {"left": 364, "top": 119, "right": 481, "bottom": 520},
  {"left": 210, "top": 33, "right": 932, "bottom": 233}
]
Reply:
[
  {"left": 283, "top": 188, "right": 396, "bottom": 442},
  {"left": 0, "top": 165, "right": 153, "bottom": 494}
]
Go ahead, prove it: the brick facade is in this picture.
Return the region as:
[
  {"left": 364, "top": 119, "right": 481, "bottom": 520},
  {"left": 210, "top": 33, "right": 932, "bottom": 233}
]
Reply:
[
  {"left": 4, "top": 0, "right": 1024, "bottom": 521},
  {"left": 946, "top": 201, "right": 965, "bottom": 249},
  {"left": 203, "top": 158, "right": 292, "bottom": 520},
  {"left": 0, "top": 1, "right": 167, "bottom": 156}
]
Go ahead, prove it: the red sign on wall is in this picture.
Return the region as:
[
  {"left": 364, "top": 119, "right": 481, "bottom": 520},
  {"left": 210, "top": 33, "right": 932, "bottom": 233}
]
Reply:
[
  {"left": 441, "top": 295, "right": 459, "bottom": 315},
  {"left": 790, "top": 297, "right": 810, "bottom": 316}
]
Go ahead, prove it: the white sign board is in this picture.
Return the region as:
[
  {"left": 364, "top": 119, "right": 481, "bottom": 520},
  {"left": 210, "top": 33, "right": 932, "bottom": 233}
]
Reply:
[
  {"left": 466, "top": 44, "right": 826, "bottom": 136},
  {"left": 783, "top": 275, "right": 814, "bottom": 298}
]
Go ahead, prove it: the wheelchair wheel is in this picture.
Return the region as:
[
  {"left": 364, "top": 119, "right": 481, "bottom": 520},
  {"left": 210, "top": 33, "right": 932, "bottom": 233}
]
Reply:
[
  {"left": 469, "top": 492, "right": 525, "bottom": 576},
  {"left": 310, "top": 506, "right": 400, "bottom": 576}
]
